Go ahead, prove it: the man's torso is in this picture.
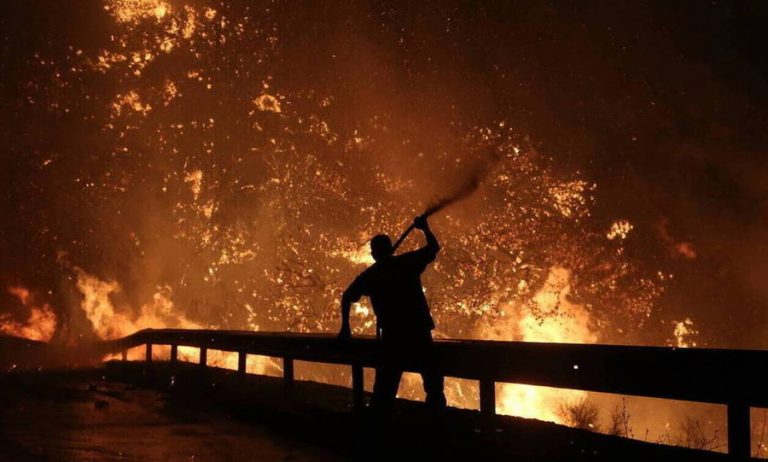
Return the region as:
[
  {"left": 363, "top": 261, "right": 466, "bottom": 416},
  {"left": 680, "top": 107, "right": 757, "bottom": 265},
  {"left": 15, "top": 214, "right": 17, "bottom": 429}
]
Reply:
[{"left": 356, "top": 251, "right": 436, "bottom": 335}]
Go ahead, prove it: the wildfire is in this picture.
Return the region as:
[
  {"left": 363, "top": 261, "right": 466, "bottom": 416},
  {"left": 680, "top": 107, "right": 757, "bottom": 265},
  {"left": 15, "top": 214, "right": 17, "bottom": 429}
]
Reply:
[
  {"left": 105, "top": 0, "right": 171, "bottom": 23},
  {"left": 78, "top": 273, "right": 198, "bottom": 339},
  {"left": 607, "top": 220, "right": 634, "bottom": 241},
  {"left": 252, "top": 94, "right": 282, "bottom": 113},
  {"left": 483, "top": 267, "right": 597, "bottom": 423},
  {"left": 75, "top": 268, "right": 277, "bottom": 371},
  {"left": 0, "top": 286, "right": 57, "bottom": 342},
  {"left": 76, "top": 268, "right": 201, "bottom": 341},
  {"left": 2, "top": 0, "right": 718, "bottom": 449},
  {"left": 112, "top": 90, "right": 153, "bottom": 116},
  {"left": 334, "top": 242, "right": 376, "bottom": 266},
  {"left": 671, "top": 318, "right": 699, "bottom": 348}
]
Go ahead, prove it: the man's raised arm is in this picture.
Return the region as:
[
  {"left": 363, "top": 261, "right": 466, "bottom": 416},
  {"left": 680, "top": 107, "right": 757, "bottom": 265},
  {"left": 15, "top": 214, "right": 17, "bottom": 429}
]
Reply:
[{"left": 414, "top": 215, "right": 440, "bottom": 256}]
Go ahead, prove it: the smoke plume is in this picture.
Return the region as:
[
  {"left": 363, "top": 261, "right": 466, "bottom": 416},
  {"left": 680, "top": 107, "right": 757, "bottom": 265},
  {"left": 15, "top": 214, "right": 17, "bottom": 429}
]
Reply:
[{"left": 424, "top": 148, "right": 502, "bottom": 217}]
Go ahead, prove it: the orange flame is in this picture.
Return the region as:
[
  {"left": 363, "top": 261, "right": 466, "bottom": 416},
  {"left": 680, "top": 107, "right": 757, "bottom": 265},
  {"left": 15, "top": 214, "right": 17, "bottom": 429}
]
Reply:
[
  {"left": 76, "top": 268, "right": 202, "bottom": 340},
  {"left": 0, "top": 286, "right": 57, "bottom": 342},
  {"left": 447, "top": 267, "right": 597, "bottom": 423},
  {"left": 494, "top": 267, "right": 596, "bottom": 423},
  {"left": 76, "top": 269, "right": 275, "bottom": 371}
]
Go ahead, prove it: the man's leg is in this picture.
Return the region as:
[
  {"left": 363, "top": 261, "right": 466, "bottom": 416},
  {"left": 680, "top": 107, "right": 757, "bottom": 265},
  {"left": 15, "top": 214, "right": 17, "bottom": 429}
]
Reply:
[
  {"left": 416, "top": 334, "right": 446, "bottom": 409},
  {"left": 422, "top": 367, "right": 446, "bottom": 409},
  {"left": 371, "top": 364, "right": 402, "bottom": 413}
]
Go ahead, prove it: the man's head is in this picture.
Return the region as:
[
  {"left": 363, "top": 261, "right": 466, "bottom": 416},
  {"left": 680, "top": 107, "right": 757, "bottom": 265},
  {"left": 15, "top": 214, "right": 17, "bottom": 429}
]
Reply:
[{"left": 370, "top": 234, "right": 393, "bottom": 262}]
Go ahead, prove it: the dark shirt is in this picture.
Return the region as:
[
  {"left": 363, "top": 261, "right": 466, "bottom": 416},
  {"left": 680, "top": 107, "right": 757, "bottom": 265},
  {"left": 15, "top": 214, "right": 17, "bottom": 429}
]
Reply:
[{"left": 346, "top": 246, "right": 438, "bottom": 336}]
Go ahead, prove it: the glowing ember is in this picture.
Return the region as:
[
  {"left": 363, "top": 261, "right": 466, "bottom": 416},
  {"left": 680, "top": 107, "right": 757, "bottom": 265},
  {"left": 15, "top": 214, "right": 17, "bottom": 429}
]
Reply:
[
  {"left": 112, "top": 90, "right": 152, "bottom": 116},
  {"left": 106, "top": 0, "right": 171, "bottom": 24},
  {"left": 252, "top": 94, "right": 282, "bottom": 113},
  {"left": 672, "top": 318, "right": 699, "bottom": 348},
  {"left": 607, "top": 220, "right": 634, "bottom": 241}
]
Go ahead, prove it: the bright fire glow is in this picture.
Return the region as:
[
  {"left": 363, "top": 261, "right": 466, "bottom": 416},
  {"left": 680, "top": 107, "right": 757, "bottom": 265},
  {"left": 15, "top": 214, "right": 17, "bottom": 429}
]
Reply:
[
  {"left": 76, "top": 268, "right": 275, "bottom": 371},
  {"left": 0, "top": 286, "right": 57, "bottom": 342},
  {"left": 1, "top": 0, "right": 712, "bottom": 446},
  {"left": 672, "top": 318, "right": 699, "bottom": 348},
  {"left": 483, "top": 267, "right": 597, "bottom": 422},
  {"left": 106, "top": 0, "right": 171, "bottom": 23}
]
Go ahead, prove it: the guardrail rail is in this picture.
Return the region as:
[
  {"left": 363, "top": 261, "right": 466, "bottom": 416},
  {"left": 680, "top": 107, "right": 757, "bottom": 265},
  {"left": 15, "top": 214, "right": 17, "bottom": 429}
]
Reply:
[{"left": 99, "top": 329, "right": 768, "bottom": 459}]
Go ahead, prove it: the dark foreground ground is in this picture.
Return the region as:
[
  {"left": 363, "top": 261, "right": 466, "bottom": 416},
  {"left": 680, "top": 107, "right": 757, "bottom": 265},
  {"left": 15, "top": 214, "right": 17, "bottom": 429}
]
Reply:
[
  {"left": 0, "top": 361, "right": 729, "bottom": 462},
  {"left": 0, "top": 367, "right": 338, "bottom": 461}
]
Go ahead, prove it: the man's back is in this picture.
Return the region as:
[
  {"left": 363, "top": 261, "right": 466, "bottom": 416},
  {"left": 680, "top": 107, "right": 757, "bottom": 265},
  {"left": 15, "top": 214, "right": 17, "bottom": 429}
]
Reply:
[{"left": 351, "top": 246, "right": 437, "bottom": 335}]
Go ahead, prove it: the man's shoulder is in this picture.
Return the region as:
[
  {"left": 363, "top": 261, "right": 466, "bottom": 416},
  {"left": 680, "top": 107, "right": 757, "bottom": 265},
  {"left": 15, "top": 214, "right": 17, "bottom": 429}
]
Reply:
[
  {"left": 397, "top": 247, "right": 436, "bottom": 265},
  {"left": 347, "top": 264, "right": 375, "bottom": 294},
  {"left": 395, "top": 250, "right": 421, "bottom": 261},
  {"left": 356, "top": 263, "right": 379, "bottom": 280}
]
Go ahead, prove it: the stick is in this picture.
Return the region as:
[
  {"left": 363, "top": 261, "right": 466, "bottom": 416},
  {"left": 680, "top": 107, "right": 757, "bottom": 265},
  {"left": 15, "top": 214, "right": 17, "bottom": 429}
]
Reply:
[
  {"left": 391, "top": 223, "right": 416, "bottom": 253},
  {"left": 392, "top": 147, "right": 501, "bottom": 253}
]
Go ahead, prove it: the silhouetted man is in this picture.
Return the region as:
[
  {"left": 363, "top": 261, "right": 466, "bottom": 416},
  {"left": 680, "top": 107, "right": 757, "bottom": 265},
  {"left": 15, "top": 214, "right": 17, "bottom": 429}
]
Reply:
[{"left": 338, "top": 215, "right": 446, "bottom": 412}]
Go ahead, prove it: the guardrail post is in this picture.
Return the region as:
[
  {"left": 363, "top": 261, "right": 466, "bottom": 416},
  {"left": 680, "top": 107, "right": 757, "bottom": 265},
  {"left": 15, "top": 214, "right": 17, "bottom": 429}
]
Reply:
[
  {"left": 170, "top": 344, "right": 178, "bottom": 365},
  {"left": 283, "top": 357, "right": 294, "bottom": 391},
  {"left": 145, "top": 343, "right": 153, "bottom": 362},
  {"left": 238, "top": 351, "right": 247, "bottom": 377},
  {"left": 727, "top": 401, "right": 750, "bottom": 460},
  {"left": 121, "top": 350, "right": 127, "bottom": 361},
  {"left": 352, "top": 364, "right": 364, "bottom": 410},
  {"left": 199, "top": 347, "right": 207, "bottom": 368},
  {"left": 480, "top": 379, "right": 496, "bottom": 417}
]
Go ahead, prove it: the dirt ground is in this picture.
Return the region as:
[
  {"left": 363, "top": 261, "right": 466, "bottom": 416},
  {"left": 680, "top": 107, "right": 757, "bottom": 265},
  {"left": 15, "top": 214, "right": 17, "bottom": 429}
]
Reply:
[
  {"left": 0, "top": 370, "right": 340, "bottom": 461},
  {"left": 0, "top": 364, "right": 730, "bottom": 462}
]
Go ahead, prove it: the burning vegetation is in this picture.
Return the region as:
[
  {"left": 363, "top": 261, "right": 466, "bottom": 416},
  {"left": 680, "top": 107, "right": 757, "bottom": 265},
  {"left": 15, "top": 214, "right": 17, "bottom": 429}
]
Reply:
[
  {"left": 0, "top": 286, "right": 57, "bottom": 342},
  {"left": 2, "top": 0, "right": 768, "bottom": 455}
]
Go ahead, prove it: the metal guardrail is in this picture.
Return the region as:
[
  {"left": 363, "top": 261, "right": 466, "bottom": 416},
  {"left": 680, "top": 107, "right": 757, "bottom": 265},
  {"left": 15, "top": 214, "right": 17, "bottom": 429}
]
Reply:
[{"left": 100, "top": 328, "right": 768, "bottom": 459}]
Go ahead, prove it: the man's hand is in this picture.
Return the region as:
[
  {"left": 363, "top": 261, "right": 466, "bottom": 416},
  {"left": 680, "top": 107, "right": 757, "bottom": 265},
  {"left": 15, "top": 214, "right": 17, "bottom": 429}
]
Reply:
[
  {"left": 413, "top": 214, "right": 429, "bottom": 230},
  {"left": 338, "top": 324, "right": 351, "bottom": 342}
]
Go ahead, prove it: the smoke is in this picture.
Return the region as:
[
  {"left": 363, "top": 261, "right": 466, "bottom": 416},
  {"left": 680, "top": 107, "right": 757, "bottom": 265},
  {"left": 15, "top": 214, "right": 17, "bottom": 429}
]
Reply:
[
  {"left": 423, "top": 148, "right": 502, "bottom": 217},
  {"left": 391, "top": 147, "right": 501, "bottom": 251}
]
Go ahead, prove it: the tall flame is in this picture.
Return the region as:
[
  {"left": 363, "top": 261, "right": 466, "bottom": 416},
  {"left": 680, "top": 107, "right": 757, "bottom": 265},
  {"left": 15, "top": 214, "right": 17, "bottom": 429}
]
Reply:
[
  {"left": 75, "top": 268, "right": 276, "bottom": 372},
  {"left": 477, "top": 267, "right": 597, "bottom": 423},
  {"left": 76, "top": 268, "right": 201, "bottom": 340}
]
